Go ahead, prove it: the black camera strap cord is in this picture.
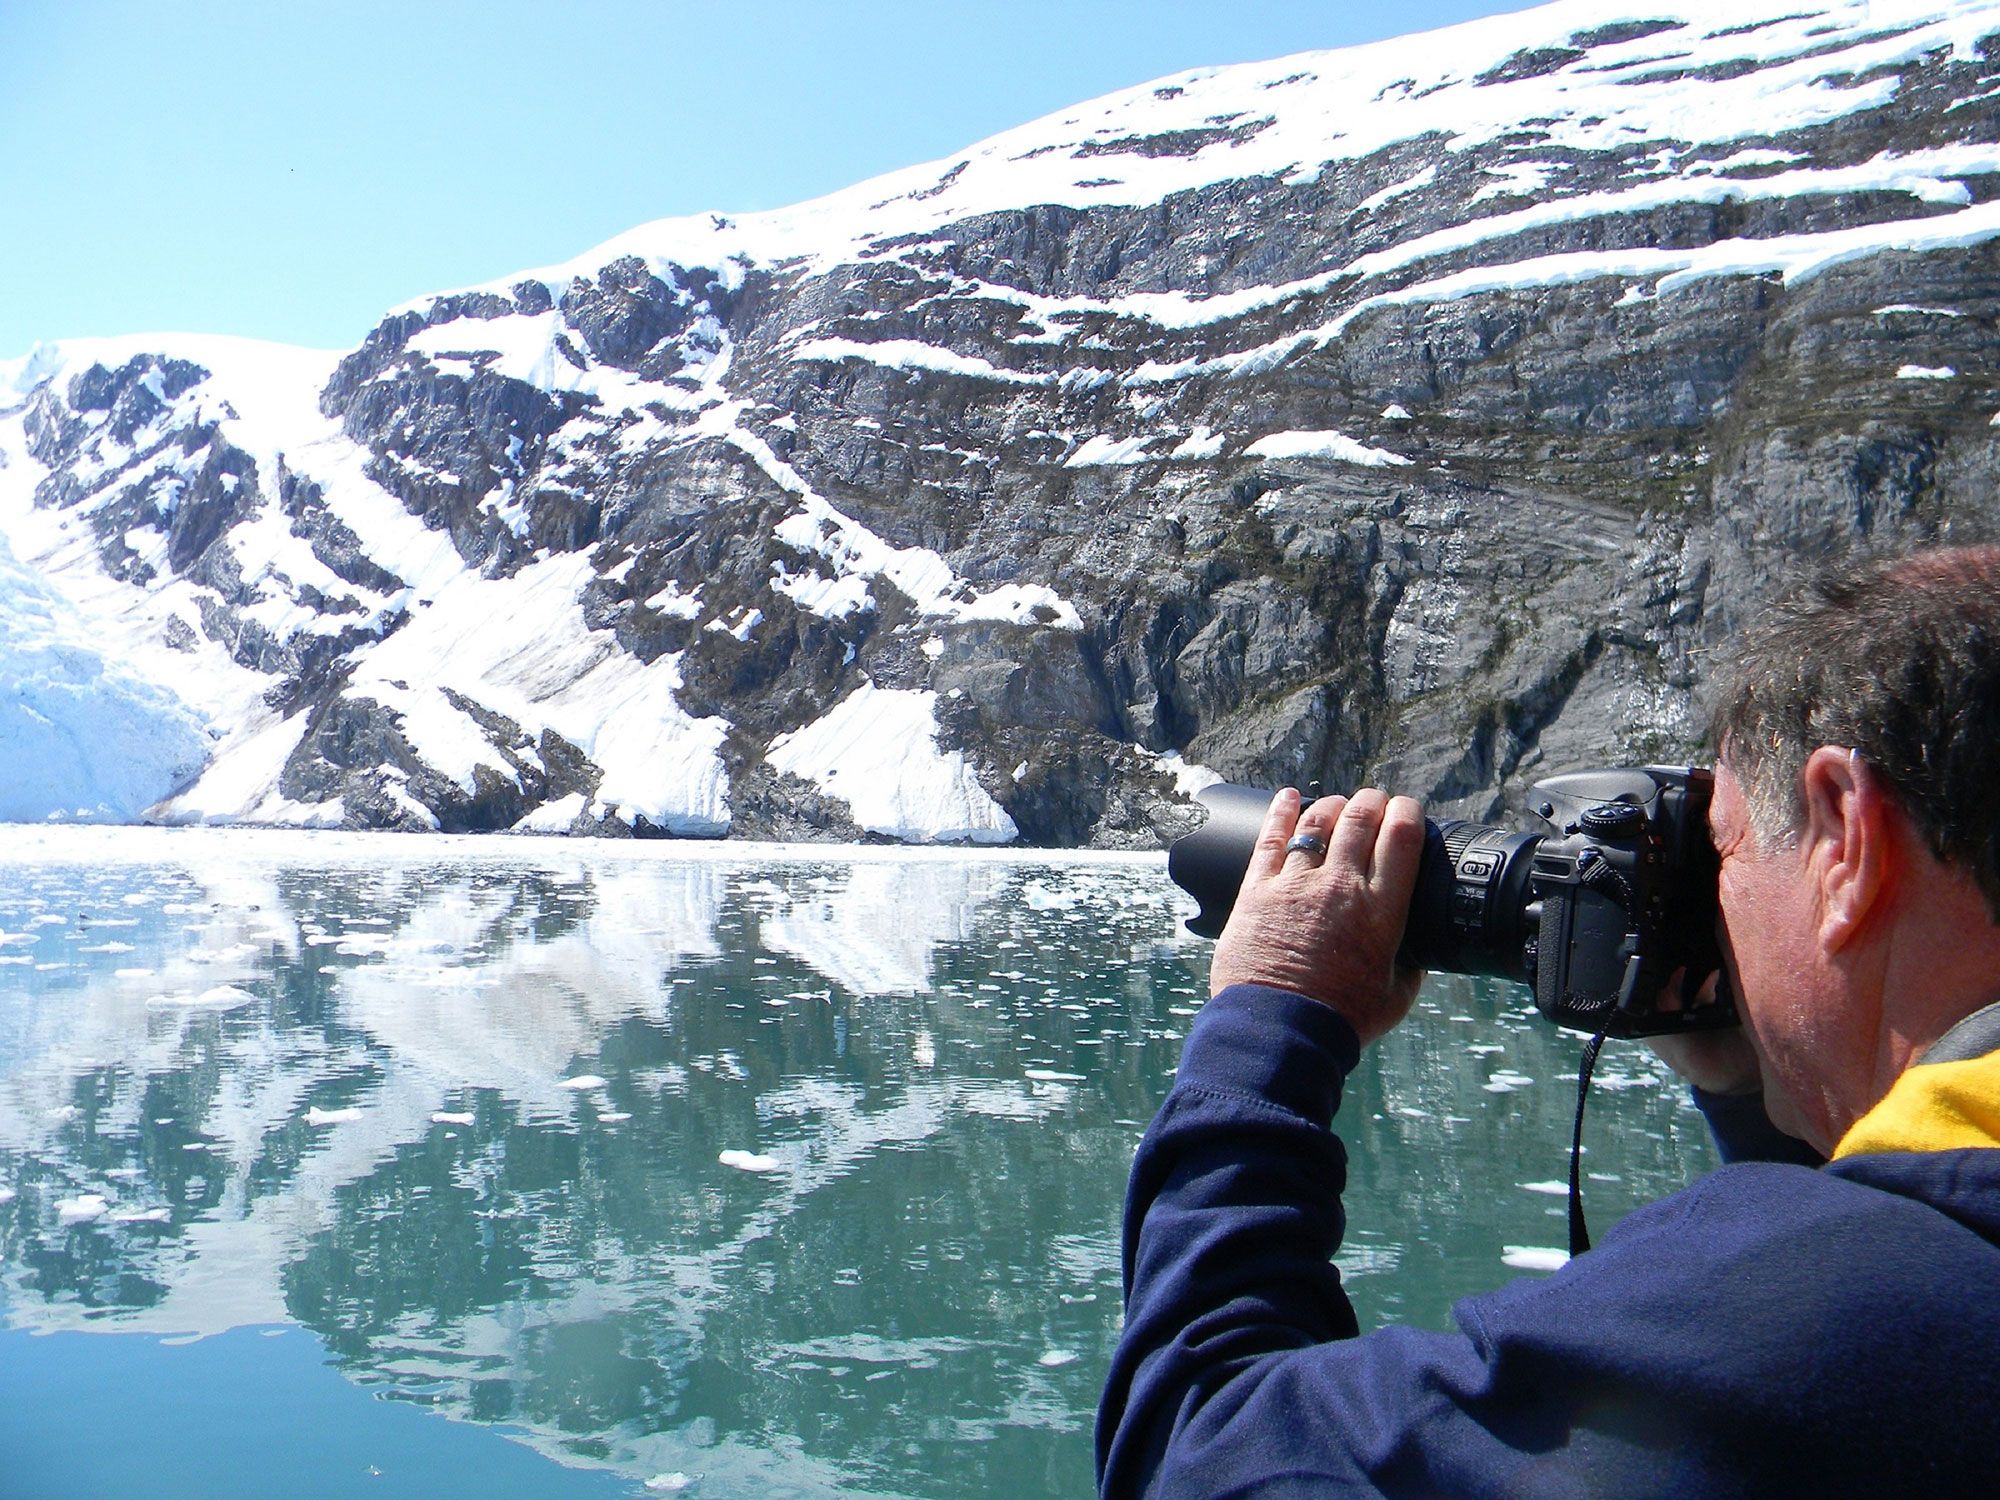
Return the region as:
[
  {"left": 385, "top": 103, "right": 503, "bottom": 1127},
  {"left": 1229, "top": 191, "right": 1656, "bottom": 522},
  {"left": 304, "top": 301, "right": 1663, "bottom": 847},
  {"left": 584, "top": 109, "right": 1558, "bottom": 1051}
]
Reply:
[
  {"left": 1566, "top": 1023, "right": 1612, "bottom": 1257},
  {"left": 1566, "top": 944, "right": 1651, "bottom": 1256}
]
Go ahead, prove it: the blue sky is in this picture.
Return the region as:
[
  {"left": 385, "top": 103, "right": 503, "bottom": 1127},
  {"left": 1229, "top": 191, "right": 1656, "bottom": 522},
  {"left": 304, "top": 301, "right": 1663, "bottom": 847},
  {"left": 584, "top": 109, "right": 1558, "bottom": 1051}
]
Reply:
[{"left": 1, "top": 0, "right": 1543, "bottom": 358}]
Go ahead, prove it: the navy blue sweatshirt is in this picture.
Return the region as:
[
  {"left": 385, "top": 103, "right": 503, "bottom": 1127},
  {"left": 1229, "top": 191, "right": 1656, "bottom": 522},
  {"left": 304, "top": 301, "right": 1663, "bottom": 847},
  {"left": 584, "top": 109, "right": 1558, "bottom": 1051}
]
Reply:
[{"left": 1097, "top": 984, "right": 2000, "bottom": 1497}]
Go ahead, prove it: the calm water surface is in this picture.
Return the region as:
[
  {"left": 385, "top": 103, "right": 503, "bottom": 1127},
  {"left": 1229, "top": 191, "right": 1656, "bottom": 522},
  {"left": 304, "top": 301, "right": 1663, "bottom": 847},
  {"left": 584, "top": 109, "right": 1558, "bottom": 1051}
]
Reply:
[{"left": 0, "top": 829, "right": 1719, "bottom": 1498}]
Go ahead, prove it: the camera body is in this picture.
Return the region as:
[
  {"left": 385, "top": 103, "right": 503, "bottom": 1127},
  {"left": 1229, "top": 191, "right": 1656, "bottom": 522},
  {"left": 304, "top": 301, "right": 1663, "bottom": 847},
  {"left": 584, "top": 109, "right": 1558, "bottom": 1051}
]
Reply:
[{"left": 1167, "top": 766, "right": 1733, "bottom": 1039}]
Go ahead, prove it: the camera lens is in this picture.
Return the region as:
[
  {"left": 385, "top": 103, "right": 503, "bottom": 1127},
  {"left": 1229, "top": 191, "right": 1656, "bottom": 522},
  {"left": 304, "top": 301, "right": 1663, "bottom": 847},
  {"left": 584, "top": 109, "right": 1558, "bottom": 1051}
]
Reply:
[
  {"left": 1166, "top": 786, "right": 1539, "bottom": 980},
  {"left": 1400, "top": 819, "right": 1541, "bottom": 981}
]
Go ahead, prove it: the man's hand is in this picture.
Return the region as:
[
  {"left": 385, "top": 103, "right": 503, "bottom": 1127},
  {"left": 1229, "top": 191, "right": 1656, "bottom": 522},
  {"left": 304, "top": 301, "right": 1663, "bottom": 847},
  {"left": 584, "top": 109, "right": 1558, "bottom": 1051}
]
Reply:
[
  {"left": 1647, "top": 968, "right": 1763, "bottom": 1097},
  {"left": 1208, "top": 787, "right": 1426, "bottom": 1044}
]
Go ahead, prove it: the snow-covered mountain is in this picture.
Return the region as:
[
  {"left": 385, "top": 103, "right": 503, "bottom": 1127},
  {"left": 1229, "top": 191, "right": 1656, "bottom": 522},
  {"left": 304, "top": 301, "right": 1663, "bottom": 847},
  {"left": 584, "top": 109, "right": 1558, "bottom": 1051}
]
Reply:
[{"left": 6, "top": 0, "right": 2000, "bottom": 841}]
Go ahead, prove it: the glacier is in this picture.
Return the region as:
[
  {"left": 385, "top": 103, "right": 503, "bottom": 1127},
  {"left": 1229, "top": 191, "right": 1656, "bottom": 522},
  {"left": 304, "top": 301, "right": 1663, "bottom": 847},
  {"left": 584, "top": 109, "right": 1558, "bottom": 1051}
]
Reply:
[{"left": 0, "top": 529, "right": 208, "bottom": 821}]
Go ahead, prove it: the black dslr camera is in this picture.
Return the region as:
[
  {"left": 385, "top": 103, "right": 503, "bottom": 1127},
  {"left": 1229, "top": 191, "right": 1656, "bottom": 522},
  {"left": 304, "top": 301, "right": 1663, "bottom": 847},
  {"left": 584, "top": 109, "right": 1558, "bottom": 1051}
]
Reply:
[{"left": 1167, "top": 766, "right": 1734, "bottom": 1039}]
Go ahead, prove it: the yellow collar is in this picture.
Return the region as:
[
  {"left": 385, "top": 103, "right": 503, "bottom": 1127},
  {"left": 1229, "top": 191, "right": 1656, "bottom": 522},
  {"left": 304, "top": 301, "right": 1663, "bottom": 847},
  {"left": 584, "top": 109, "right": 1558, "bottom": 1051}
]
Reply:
[{"left": 1834, "top": 1035, "right": 2000, "bottom": 1160}]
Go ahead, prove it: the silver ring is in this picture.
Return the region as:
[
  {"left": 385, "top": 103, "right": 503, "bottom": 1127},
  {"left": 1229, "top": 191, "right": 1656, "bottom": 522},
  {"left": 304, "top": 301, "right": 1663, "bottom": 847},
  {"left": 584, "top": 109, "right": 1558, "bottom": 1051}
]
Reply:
[{"left": 1284, "top": 832, "right": 1328, "bottom": 861}]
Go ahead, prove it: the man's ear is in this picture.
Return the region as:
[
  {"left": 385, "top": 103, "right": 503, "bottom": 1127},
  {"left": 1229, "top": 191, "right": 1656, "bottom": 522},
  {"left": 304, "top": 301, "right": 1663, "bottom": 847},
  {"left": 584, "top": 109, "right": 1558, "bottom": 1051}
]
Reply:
[{"left": 1800, "top": 745, "right": 1890, "bottom": 952}]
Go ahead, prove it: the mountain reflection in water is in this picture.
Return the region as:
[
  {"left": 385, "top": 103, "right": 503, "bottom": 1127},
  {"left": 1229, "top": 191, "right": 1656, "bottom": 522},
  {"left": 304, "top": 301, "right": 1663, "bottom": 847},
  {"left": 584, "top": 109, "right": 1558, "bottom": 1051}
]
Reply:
[{"left": 0, "top": 830, "right": 1718, "bottom": 1497}]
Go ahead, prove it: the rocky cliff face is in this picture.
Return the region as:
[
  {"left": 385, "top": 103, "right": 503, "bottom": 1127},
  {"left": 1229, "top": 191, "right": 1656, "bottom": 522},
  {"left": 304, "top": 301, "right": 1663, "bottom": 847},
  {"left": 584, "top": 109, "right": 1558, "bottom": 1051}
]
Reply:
[{"left": 5, "top": 0, "right": 2000, "bottom": 843}]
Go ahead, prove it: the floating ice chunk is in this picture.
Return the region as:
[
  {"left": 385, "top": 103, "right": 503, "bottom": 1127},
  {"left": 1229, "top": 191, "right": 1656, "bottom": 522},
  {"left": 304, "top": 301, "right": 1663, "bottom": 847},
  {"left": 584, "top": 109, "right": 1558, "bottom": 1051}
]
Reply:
[
  {"left": 431, "top": 1111, "right": 476, "bottom": 1126},
  {"left": 1022, "top": 882, "right": 1079, "bottom": 911},
  {"left": 305, "top": 1106, "right": 363, "bottom": 1126},
  {"left": 1519, "top": 1181, "right": 1570, "bottom": 1196},
  {"left": 1502, "top": 1246, "right": 1571, "bottom": 1272},
  {"left": 56, "top": 1193, "right": 109, "bottom": 1225},
  {"left": 559, "top": 1074, "right": 608, "bottom": 1091},
  {"left": 148, "top": 985, "right": 257, "bottom": 1011},
  {"left": 0, "top": 1186, "right": 16, "bottom": 1203},
  {"left": 1483, "top": 1071, "right": 1535, "bottom": 1093},
  {"left": 645, "top": 1475, "right": 697, "bottom": 1494},
  {"left": 1037, "top": 1350, "right": 1080, "bottom": 1368},
  {"left": 1024, "top": 1068, "right": 1085, "bottom": 1082},
  {"left": 719, "top": 1149, "right": 781, "bottom": 1172},
  {"left": 598, "top": 1111, "right": 633, "bottom": 1123},
  {"left": 109, "top": 1206, "right": 172, "bottom": 1224}
]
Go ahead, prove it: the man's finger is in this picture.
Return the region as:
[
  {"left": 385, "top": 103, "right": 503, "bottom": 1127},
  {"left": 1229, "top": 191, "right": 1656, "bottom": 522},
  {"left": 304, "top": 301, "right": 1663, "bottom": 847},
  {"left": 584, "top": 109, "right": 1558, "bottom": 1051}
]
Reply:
[
  {"left": 1245, "top": 787, "right": 1302, "bottom": 882},
  {"left": 1374, "top": 795, "right": 1425, "bottom": 899},
  {"left": 1283, "top": 793, "right": 1346, "bottom": 871},
  {"left": 1329, "top": 789, "right": 1388, "bottom": 875}
]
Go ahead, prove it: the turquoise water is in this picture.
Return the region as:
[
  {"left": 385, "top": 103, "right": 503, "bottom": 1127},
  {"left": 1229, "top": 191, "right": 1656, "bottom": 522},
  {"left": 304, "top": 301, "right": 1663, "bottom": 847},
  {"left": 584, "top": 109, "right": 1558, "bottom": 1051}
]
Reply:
[{"left": 0, "top": 830, "right": 1719, "bottom": 1497}]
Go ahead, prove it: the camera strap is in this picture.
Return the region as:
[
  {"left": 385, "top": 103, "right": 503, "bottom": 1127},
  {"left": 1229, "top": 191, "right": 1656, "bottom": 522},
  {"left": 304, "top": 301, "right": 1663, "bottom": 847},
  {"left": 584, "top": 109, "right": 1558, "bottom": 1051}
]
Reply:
[{"left": 1566, "top": 1023, "right": 1611, "bottom": 1257}]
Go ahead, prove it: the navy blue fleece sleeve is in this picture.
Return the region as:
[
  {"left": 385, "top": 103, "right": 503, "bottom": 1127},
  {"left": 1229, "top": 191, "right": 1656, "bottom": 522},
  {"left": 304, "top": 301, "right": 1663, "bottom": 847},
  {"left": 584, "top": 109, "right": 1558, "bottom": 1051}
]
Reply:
[
  {"left": 1692, "top": 1087, "right": 1825, "bottom": 1167},
  {"left": 1095, "top": 982, "right": 1366, "bottom": 1494}
]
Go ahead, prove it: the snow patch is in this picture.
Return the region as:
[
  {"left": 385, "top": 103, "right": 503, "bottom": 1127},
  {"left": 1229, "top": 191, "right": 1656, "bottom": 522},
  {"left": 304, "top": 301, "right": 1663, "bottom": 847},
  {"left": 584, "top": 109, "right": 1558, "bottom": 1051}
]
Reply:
[
  {"left": 1246, "top": 430, "right": 1413, "bottom": 467},
  {"left": 1168, "top": 426, "right": 1227, "bottom": 460},
  {"left": 1354, "top": 165, "right": 1437, "bottom": 215},
  {"left": 1065, "top": 434, "right": 1160, "bottom": 467},
  {"left": 1152, "top": 750, "right": 1223, "bottom": 800},
  {"left": 791, "top": 338, "right": 1049, "bottom": 385},
  {"left": 771, "top": 490, "right": 1081, "bottom": 631},
  {"left": 341, "top": 553, "right": 732, "bottom": 834},
  {"left": 764, "top": 683, "right": 1018, "bottom": 844}
]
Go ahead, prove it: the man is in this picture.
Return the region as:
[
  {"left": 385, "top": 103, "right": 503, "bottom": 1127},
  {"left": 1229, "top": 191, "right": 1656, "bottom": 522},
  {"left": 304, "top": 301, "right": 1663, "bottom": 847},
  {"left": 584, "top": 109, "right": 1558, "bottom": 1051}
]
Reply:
[{"left": 1097, "top": 546, "right": 2000, "bottom": 1496}]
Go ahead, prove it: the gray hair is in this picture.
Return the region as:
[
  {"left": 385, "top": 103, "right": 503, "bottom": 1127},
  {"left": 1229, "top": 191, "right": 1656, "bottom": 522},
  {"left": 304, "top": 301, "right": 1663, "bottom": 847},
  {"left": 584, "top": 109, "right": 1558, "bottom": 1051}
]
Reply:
[{"left": 1708, "top": 545, "right": 2000, "bottom": 922}]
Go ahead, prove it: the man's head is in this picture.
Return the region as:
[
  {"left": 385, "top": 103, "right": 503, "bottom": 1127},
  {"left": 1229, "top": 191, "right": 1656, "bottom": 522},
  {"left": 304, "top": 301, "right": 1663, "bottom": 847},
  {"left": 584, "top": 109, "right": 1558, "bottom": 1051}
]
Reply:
[
  {"left": 1709, "top": 544, "right": 2000, "bottom": 921},
  {"left": 1704, "top": 545, "right": 2000, "bottom": 1149}
]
